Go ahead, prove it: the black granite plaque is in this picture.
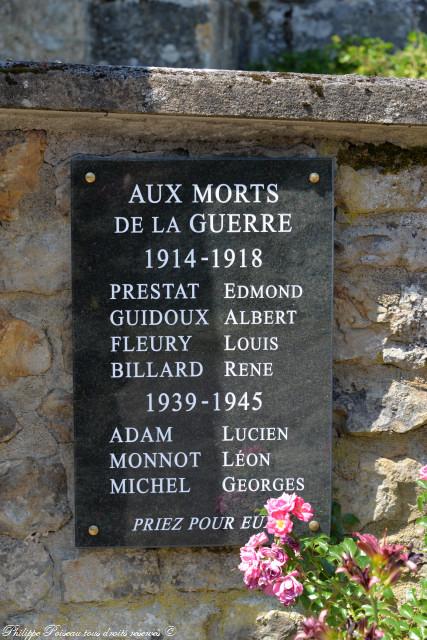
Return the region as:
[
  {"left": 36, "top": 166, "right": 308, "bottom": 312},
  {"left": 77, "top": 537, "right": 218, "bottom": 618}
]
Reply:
[{"left": 72, "top": 157, "right": 333, "bottom": 547}]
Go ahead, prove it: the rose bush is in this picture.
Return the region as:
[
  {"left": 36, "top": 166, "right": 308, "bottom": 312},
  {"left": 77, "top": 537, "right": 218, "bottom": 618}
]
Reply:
[{"left": 238, "top": 467, "right": 427, "bottom": 639}]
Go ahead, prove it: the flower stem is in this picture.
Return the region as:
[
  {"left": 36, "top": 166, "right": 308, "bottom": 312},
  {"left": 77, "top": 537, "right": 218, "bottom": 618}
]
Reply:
[{"left": 370, "top": 590, "right": 380, "bottom": 625}]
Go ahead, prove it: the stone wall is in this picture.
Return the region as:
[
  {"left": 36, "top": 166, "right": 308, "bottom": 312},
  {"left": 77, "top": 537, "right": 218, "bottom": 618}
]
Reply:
[
  {"left": 0, "top": 64, "right": 426, "bottom": 638},
  {"left": 0, "top": 0, "right": 426, "bottom": 69}
]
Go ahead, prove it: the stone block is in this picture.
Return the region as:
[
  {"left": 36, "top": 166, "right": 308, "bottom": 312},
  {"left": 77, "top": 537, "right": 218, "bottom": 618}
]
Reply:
[
  {"left": 209, "top": 593, "right": 276, "bottom": 640},
  {"left": 334, "top": 273, "right": 427, "bottom": 369},
  {"left": 160, "top": 548, "right": 244, "bottom": 592},
  {"left": 0, "top": 400, "right": 21, "bottom": 443},
  {"left": 0, "top": 224, "right": 70, "bottom": 294},
  {"left": 10, "top": 597, "right": 217, "bottom": 638},
  {"left": 334, "top": 366, "right": 427, "bottom": 434},
  {"left": 334, "top": 430, "right": 427, "bottom": 534},
  {"left": 38, "top": 388, "right": 73, "bottom": 443},
  {"left": 382, "top": 343, "right": 427, "bottom": 370},
  {"left": 373, "top": 457, "right": 422, "bottom": 523},
  {"left": 380, "top": 284, "right": 427, "bottom": 342},
  {"left": 0, "top": 536, "right": 53, "bottom": 611},
  {"left": 0, "top": 0, "right": 88, "bottom": 63},
  {"left": 334, "top": 266, "right": 400, "bottom": 329},
  {"left": 62, "top": 550, "right": 160, "bottom": 602},
  {"left": 255, "top": 610, "right": 302, "bottom": 640},
  {"left": 0, "top": 457, "right": 71, "bottom": 538},
  {"left": 336, "top": 165, "right": 427, "bottom": 215},
  {"left": 335, "top": 215, "right": 427, "bottom": 272},
  {"left": 0, "top": 293, "right": 73, "bottom": 406},
  {"left": 90, "top": 0, "right": 210, "bottom": 68},
  {"left": 334, "top": 321, "right": 388, "bottom": 367},
  {"left": 0, "top": 308, "right": 51, "bottom": 385},
  {"left": 0, "top": 418, "right": 59, "bottom": 463},
  {"left": 291, "top": 0, "right": 419, "bottom": 51},
  {"left": 0, "top": 130, "right": 46, "bottom": 221}
]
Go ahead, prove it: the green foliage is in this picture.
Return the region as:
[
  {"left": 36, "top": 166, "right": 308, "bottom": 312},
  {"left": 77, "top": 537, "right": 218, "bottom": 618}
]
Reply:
[
  {"left": 293, "top": 482, "right": 427, "bottom": 638},
  {"left": 295, "top": 533, "right": 427, "bottom": 639},
  {"left": 240, "top": 485, "right": 427, "bottom": 639},
  {"left": 258, "top": 32, "right": 427, "bottom": 79}
]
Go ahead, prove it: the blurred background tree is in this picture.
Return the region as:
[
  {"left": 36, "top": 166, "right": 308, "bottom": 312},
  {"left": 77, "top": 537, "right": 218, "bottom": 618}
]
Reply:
[
  {"left": 0, "top": 0, "right": 427, "bottom": 74},
  {"left": 256, "top": 31, "right": 427, "bottom": 78}
]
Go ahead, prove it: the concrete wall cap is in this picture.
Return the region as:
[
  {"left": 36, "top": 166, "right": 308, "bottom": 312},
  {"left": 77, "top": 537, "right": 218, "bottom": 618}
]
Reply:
[{"left": 0, "top": 60, "right": 426, "bottom": 126}]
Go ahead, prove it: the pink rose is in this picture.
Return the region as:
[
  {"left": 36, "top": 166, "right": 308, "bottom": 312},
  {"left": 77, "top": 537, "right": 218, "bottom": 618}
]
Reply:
[
  {"left": 258, "top": 543, "right": 288, "bottom": 564},
  {"left": 258, "top": 560, "right": 283, "bottom": 587},
  {"left": 241, "top": 563, "right": 262, "bottom": 589},
  {"left": 265, "top": 493, "right": 297, "bottom": 519},
  {"left": 239, "top": 544, "right": 258, "bottom": 566},
  {"left": 271, "top": 543, "right": 288, "bottom": 565},
  {"left": 239, "top": 546, "right": 259, "bottom": 573},
  {"left": 247, "top": 532, "right": 269, "bottom": 548},
  {"left": 266, "top": 571, "right": 303, "bottom": 605},
  {"left": 292, "top": 496, "right": 314, "bottom": 522},
  {"left": 239, "top": 544, "right": 262, "bottom": 589},
  {"left": 420, "top": 465, "right": 427, "bottom": 481},
  {"left": 266, "top": 514, "right": 294, "bottom": 536}
]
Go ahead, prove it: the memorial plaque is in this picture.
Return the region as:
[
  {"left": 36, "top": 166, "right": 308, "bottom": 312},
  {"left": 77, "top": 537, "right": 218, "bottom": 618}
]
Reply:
[{"left": 72, "top": 157, "right": 333, "bottom": 547}]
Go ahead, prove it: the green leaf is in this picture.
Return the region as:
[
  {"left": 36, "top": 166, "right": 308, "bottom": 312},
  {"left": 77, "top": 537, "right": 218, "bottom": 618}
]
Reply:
[
  {"left": 382, "top": 586, "right": 396, "bottom": 602},
  {"left": 362, "top": 604, "right": 374, "bottom": 616},
  {"left": 401, "top": 604, "right": 415, "bottom": 618},
  {"left": 305, "top": 584, "right": 316, "bottom": 594},
  {"left": 341, "top": 537, "right": 358, "bottom": 556},
  {"left": 319, "top": 558, "right": 336, "bottom": 576},
  {"left": 383, "top": 617, "right": 409, "bottom": 632}
]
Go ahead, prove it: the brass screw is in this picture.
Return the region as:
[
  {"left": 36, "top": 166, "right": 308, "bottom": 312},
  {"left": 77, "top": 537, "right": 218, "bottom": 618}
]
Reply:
[
  {"left": 88, "top": 525, "right": 99, "bottom": 536},
  {"left": 309, "top": 520, "right": 320, "bottom": 532},
  {"left": 309, "top": 172, "right": 320, "bottom": 184},
  {"left": 85, "top": 172, "right": 96, "bottom": 184}
]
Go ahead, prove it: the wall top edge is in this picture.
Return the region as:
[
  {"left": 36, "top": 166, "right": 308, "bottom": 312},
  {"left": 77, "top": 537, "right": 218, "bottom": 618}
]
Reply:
[{"left": 0, "top": 60, "right": 426, "bottom": 126}]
